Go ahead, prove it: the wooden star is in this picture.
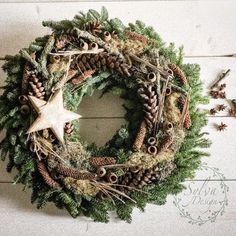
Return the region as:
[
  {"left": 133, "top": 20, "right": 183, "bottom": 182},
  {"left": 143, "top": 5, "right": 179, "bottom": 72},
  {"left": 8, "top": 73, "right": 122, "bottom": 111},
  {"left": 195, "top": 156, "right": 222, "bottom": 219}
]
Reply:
[{"left": 27, "top": 89, "right": 81, "bottom": 143}]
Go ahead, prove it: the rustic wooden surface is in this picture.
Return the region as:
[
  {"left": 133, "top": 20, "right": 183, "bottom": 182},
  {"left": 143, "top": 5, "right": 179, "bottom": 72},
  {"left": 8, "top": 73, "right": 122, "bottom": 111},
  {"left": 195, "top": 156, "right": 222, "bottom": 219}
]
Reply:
[{"left": 0, "top": 1, "right": 236, "bottom": 236}]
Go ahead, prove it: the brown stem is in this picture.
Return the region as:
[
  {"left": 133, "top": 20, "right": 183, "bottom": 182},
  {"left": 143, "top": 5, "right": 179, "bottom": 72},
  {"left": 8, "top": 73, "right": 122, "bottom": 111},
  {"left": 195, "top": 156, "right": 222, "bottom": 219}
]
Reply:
[{"left": 210, "top": 69, "right": 230, "bottom": 89}]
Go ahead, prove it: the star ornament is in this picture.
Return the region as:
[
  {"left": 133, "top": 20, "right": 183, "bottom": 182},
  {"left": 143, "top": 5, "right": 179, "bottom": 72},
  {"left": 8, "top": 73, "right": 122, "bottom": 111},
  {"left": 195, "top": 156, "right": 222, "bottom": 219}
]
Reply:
[{"left": 27, "top": 89, "right": 81, "bottom": 143}]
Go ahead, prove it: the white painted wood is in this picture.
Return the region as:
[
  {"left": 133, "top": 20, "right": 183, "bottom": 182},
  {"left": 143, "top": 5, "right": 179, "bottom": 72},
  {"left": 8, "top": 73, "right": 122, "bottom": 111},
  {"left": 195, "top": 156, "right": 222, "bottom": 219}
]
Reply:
[
  {"left": 0, "top": 2, "right": 236, "bottom": 56},
  {"left": 0, "top": 182, "right": 235, "bottom": 236},
  {"left": 0, "top": 1, "right": 236, "bottom": 235}
]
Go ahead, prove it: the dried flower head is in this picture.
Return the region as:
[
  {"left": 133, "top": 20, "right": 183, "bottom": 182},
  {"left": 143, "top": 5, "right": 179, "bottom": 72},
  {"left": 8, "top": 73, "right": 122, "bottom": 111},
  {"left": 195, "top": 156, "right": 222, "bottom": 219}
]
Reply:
[
  {"left": 217, "top": 104, "right": 227, "bottom": 111},
  {"left": 217, "top": 122, "right": 227, "bottom": 131},
  {"left": 210, "top": 108, "right": 218, "bottom": 115}
]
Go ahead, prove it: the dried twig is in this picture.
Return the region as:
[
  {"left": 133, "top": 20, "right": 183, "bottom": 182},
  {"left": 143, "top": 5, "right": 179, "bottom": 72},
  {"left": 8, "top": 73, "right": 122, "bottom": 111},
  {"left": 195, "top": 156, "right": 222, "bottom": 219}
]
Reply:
[
  {"left": 210, "top": 69, "right": 230, "bottom": 89},
  {"left": 49, "top": 48, "right": 104, "bottom": 56}
]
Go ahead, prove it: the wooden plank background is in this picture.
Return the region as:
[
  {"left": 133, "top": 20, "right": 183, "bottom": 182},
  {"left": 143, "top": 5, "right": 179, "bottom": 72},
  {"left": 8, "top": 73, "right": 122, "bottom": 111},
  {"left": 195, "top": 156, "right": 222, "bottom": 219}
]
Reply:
[{"left": 0, "top": 1, "right": 236, "bottom": 236}]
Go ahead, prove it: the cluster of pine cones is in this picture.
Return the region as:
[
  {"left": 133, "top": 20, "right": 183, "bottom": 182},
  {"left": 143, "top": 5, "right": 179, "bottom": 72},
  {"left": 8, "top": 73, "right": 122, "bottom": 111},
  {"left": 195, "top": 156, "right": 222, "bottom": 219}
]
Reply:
[{"left": 118, "top": 161, "right": 176, "bottom": 192}]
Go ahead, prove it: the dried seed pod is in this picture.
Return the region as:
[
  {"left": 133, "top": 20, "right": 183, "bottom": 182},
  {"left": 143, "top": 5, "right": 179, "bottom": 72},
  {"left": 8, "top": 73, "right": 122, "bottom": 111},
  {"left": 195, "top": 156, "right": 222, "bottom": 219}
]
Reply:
[
  {"left": 111, "top": 30, "right": 118, "bottom": 38},
  {"left": 103, "top": 31, "right": 111, "bottom": 41},
  {"left": 97, "top": 167, "right": 106, "bottom": 177},
  {"left": 18, "top": 95, "right": 28, "bottom": 104},
  {"left": 50, "top": 55, "right": 61, "bottom": 64},
  {"left": 165, "top": 122, "right": 173, "bottom": 131},
  {"left": 147, "top": 145, "right": 158, "bottom": 155},
  {"left": 89, "top": 42, "right": 98, "bottom": 50},
  {"left": 79, "top": 40, "right": 89, "bottom": 51},
  {"left": 89, "top": 157, "right": 116, "bottom": 167},
  {"left": 165, "top": 86, "right": 172, "bottom": 96},
  {"left": 37, "top": 161, "right": 61, "bottom": 189},
  {"left": 132, "top": 121, "right": 147, "bottom": 151},
  {"left": 168, "top": 63, "right": 188, "bottom": 85},
  {"left": 106, "top": 172, "right": 118, "bottom": 183},
  {"left": 147, "top": 72, "right": 156, "bottom": 82},
  {"left": 20, "top": 104, "right": 30, "bottom": 115},
  {"left": 147, "top": 136, "right": 157, "bottom": 146}
]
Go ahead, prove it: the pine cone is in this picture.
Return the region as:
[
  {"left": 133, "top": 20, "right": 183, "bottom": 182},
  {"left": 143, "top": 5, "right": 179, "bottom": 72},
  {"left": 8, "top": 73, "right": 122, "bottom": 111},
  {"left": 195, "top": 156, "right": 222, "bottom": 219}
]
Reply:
[
  {"left": 28, "top": 74, "right": 45, "bottom": 100},
  {"left": 84, "top": 21, "right": 103, "bottom": 36},
  {"left": 37, "top": 161, "right": 61, "bottom": 189},
  {"left": 125, "top": 31, "right": 149, "bottom": 44},
  {"left": 178, "top": 97, "right": 192, "bottom": 129},
  {"left": 22, "top": 62, "right": 32, "bottom": 94},
  {"left": 72, "top": 52, "right": 131, "bottom": 77},
  {"left": 56, "top": 164, "right": 96, "bottom": 180},
  {"left": 64, "top": 122, "right": 74, "bottom": 136},
  {"left": 71, "top": 70, "right": 95, "bottom": 84},
  {"left": 138, "top": 84, "right": 158, "bottom": 130},
  {"left": 132, "top": 121, "right": 147, "bottom": 151},
  {"left": 119, "top": 161, "right": 176, "bottom": 191},
  {"left": 55, "top": 30, "right": 80, "bottom": 49},
  {"left": 168, "top": 63, "right": 188, "bottom": 86},
  {"left": 158, "top": 134, "right": 173, "bottom": 153},
  {"left": 89, "top": 157, "right": 116, "bottom": 167}
]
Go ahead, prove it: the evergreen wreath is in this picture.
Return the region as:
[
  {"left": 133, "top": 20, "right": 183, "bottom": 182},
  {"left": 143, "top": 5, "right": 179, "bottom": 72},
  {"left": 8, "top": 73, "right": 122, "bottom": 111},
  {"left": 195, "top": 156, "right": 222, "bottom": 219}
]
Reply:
[{"left": 0, "top": 7, "right": 210, "bottom": 222}]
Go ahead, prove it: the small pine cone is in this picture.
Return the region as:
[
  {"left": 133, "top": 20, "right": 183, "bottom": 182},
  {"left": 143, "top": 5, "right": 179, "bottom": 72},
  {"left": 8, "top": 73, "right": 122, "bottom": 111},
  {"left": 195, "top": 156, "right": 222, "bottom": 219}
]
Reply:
[
  {"left": 132, "top": 121, "right": 147, "bottom": 151},
  {"left": 64, "top": 122, "right": 74, "bottom": 136},
  {"left": 84, "top": 20, "right": 103, "bottom": 36},
  {"left": 71, "top": 69, "right": 95, "bottom": 85},
  {"left": 55, "top": 35, "right": 68, "bottom": 49},
  {"left": 22, "top": 62, "right": 32, "bottom": 94},
  {"left": 158, "top": 134, "right": 173, "bottom": 153},
  {"left": 138, "top": 84, "right": 158, "bottom": 130},
  {"left": 89, "top": 157, "right": 116, "bottom": 167},
  {"left": 168, "top": 63, "right": 188, "bottom": 86},
  {"left": 56, "top": 164, "right": 96, "bottom": 180},
  {"left": 125, "top": 31, "right": 149, "bottom": 44},
  {"left": 178, "top": 96, "right": 192, "bottom": 129},
  {"left": 28, "top": 74, "right": 45, "bottom": 100},
  {"left": 55, "top": 30, "right": 80, "bottom": 50},
  {"left": 75, "top": 53, "right": 131, "bottom": 77},
  {"left": 37, "top": 161, "right": 61, "bottom": 189}
]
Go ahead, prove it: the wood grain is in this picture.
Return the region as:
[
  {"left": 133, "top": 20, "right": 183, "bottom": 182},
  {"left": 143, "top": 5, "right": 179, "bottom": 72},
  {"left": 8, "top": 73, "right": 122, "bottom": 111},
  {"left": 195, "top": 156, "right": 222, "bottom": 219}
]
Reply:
[{"left": 0, "top": 2, "right": 236, "bottom": 57}]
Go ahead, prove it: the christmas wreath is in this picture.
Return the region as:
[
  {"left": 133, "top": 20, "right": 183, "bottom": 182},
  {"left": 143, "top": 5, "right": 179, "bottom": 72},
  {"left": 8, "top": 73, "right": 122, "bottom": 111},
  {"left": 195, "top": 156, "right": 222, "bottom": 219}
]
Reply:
[{"left": 0, "top": 8, "right": 210, "bottom": 222}]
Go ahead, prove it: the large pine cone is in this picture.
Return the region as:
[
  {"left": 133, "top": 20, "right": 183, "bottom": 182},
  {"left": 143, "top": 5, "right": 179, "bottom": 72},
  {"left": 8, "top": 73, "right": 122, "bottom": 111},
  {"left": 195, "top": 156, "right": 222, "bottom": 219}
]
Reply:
[
  {"left": 119, "top": 161, "right": 176, "bottom": 191},
  {"left": 138, "top": 84, "right": 158, "bottom": 130},
  {"left": 71, "top": 52, "right": 131, "bottom": 77}
]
